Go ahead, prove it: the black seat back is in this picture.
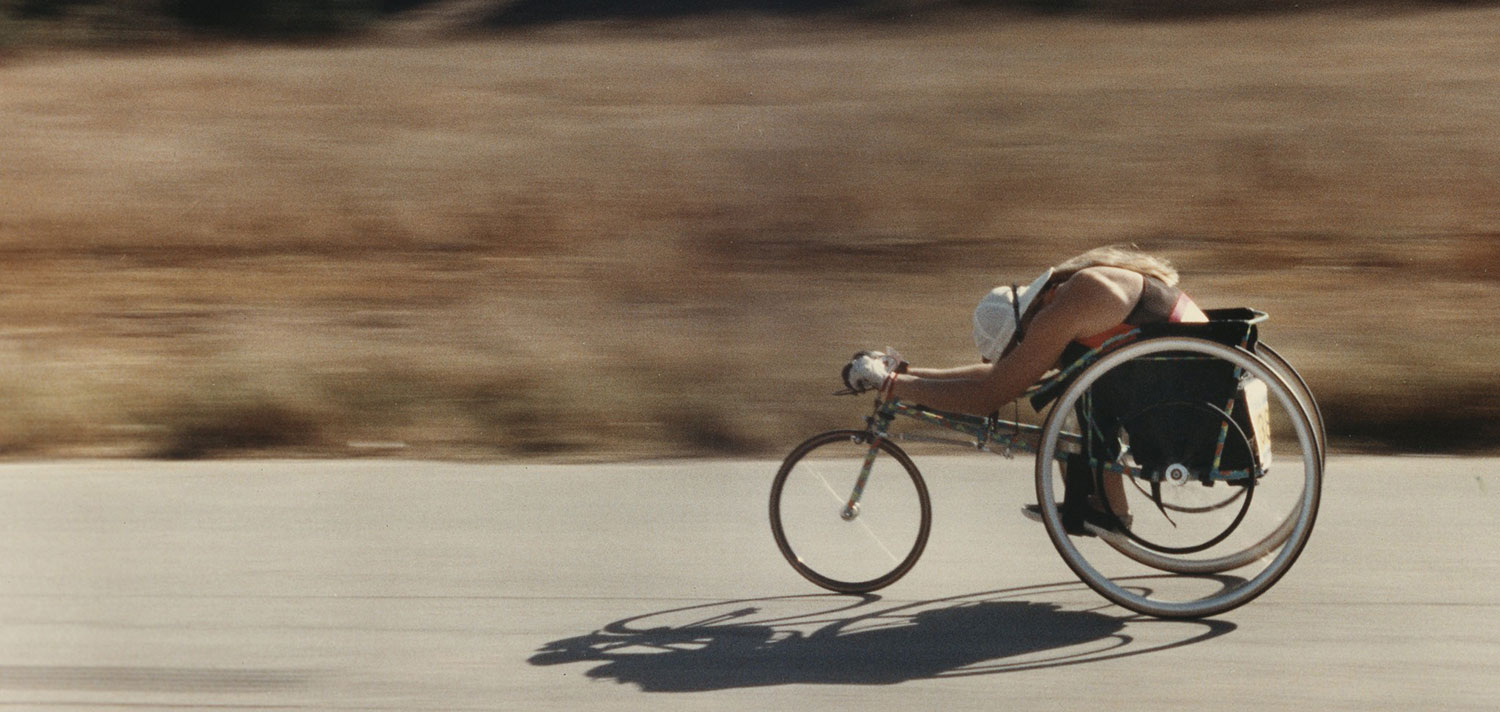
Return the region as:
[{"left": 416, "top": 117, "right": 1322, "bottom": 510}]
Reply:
[
  {"left": 1034, "top": 309, "right": 1269, "bottom": 475},
  {"left": 1084, "top": 354, "right": 1262, "bottom": 474}
]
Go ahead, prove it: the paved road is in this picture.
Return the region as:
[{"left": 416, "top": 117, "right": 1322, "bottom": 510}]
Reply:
[{"left": 0, "top": 455, "right": 1495, "bottom": 710}]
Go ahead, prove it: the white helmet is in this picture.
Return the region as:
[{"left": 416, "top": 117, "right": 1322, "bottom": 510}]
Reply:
[{"left": 973, "top": 268, "right": 1055, "bottom": 362}]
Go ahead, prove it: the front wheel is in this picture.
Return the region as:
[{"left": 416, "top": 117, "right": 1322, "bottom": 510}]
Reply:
[{"left": 770, "top": 430, "right": 931, "bottom": 593}]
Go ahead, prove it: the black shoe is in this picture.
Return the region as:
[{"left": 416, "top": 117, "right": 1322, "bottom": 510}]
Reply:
[{"left": 1022, "top": 504, "right": 1130, "bottom": 537}]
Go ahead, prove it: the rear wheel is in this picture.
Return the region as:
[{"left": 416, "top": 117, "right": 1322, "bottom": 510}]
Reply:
[
  {"left": 1036, "top": 337, "right": 1321, "bottom": 618},
  {"left": 770, "top": 430, "right": 931, "bottom": 594}
]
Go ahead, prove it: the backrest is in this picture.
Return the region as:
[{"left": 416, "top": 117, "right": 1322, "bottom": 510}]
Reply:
[
  {"left": 1028, "top": 308, "right": 1264, "bottom": 413},
  {"left": 1084, "top": 353, "right": 1261, "bottom": 473}
]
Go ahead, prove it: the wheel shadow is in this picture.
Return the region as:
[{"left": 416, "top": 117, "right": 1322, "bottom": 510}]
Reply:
[{"left": 528, "top": 582, "right": 1236, "bottom": 692}]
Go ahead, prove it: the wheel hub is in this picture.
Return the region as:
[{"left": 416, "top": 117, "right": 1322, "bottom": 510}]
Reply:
[
  {"left": 1164, "top": 463, "right": 1192, "bottom": 485},
  {"left": 841, "top": 503, "right": 860, "bottom": 521}
]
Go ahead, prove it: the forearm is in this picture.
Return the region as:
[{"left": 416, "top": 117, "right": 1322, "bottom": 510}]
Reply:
[
  {"left": 905, "top": 362, "right": 993, "bottom": 380},
  {"left": 887, "top": 371, "right": 1027, "bottom": 417}
]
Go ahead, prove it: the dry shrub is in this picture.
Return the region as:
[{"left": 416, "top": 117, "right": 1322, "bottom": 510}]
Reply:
[
  {"left": 155, "top": 400, "right": 321, "bottom": 460},
  {"left": 2, "top": 10, "right": 1500, "bottom": 458}
]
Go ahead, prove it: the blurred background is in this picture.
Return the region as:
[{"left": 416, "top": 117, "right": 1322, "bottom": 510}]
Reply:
[{"left": 1, "top": 0, "right": 1496, "bottom": 460}]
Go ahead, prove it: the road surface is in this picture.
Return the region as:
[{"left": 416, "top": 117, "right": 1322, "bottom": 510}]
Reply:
[{"left": 0, "top": 455, "right": 1495, "bottom": 710}]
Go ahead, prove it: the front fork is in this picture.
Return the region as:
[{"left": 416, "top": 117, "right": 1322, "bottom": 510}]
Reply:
[{"left": 842, "top": 408, "right": 896, "bottom": 522}]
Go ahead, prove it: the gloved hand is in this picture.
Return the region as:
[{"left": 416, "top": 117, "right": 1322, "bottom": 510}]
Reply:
[{"left": 840, "top": 350, "right": 907, "bottom": 395}]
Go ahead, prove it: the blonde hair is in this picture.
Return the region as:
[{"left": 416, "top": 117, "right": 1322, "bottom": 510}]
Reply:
[{"left": 1052, "top": 244, "right": 1179, "bottom": 287}]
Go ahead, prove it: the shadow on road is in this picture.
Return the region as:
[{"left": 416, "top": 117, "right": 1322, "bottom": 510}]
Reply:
[{"left": 529, "top": 583, "right": 1235, "bottom": 692}]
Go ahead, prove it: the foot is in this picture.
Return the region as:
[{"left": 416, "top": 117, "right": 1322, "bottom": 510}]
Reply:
[{"left": 1022, "top": 503, "right": 1131, "bottom": 537}]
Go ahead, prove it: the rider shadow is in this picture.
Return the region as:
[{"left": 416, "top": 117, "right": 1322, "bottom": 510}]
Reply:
[{"left": 529, "top": 585, "right": 1236, "bottom": 692}]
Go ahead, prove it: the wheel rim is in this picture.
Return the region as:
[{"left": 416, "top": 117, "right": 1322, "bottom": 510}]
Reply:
[
  {"left": 1036, "top": 338, "right": 1321, "bottom": 618},
  {"left": 1256, "top": 343, "right": 1327, "bottom": 469},
  {"left": 771, "top": 431, "right": 931, "bottom": 593}
]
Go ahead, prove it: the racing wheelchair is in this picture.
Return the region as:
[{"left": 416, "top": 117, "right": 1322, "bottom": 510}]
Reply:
[{"left": 769, "top": 309, "right": 1324, "bottom": 619}]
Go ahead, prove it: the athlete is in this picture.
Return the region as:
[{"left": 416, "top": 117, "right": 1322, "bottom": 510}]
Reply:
[{"left": 841, "top": 245, "right": 1209, "bottom": 533}]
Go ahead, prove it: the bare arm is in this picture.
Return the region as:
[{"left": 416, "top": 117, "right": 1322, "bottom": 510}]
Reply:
[
  {"left": 905, "top": 363, "right": 992, "bottom": 380},
  {"left": 886, "top": 269, "right": 1139, "bottom": 415}
]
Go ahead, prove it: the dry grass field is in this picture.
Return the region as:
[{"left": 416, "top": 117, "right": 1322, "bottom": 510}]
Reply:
[{"left": 1, "top": 6, "right": 1498, "bottom": 459}]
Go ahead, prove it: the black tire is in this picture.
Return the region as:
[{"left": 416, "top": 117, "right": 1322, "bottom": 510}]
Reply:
[{"left": 770, "top": 430, "right": 931, "bottom": 594}]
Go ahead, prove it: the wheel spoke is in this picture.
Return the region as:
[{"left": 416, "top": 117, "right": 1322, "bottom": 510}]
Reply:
[{"left": 804, "top": 460, "right": 902, "bottom": 565}]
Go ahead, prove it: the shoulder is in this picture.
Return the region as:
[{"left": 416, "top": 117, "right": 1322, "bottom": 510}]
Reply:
[
  {"left": 1051, "top": 267, "right": 1142, "bottom": 310},
  {"left": 1035, "top": 267, "right": 1141, "bottom": 339}
]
